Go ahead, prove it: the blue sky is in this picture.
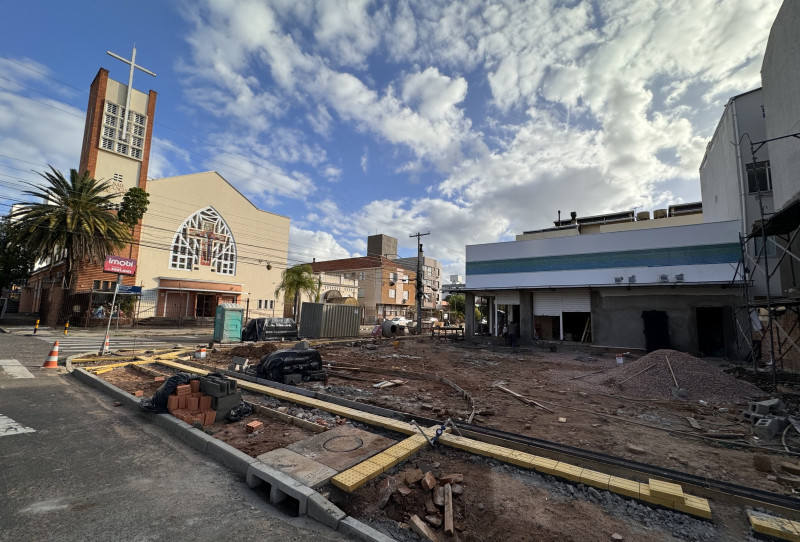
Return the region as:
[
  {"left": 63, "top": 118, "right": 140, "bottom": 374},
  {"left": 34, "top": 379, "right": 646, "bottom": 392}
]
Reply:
[{"left": 0, "top": 0, "right": 783, "bottom": 279}]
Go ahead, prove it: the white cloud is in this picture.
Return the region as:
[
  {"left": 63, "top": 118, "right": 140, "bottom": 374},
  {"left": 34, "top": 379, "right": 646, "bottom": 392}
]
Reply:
[{"left": 289, "top": 225, "right": 353, "bottom": 264}]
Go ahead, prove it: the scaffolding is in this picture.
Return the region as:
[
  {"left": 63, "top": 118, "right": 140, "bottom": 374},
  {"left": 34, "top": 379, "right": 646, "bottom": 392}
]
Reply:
[{"left": 733, "top": 197, "right": 800, "bottom": 389}]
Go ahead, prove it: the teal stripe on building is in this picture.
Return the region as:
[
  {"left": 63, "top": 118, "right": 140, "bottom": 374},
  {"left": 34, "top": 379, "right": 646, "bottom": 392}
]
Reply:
[{"left": 467, "top": 243, "right": 741, "bottom": 275}]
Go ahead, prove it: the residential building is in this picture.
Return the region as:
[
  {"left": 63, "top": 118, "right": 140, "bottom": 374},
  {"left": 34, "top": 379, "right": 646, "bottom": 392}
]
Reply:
[
  {"left": 310, "top": 256, "right": 415, "bottom": 323},
  {"left": 290, "top": 271, "right": 359, "bottom": 311}
]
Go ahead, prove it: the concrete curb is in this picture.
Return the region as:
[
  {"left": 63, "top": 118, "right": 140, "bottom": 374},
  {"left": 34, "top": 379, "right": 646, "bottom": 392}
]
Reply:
[{"left": 69, "top": 364, "right": 397, "bottom": 541}]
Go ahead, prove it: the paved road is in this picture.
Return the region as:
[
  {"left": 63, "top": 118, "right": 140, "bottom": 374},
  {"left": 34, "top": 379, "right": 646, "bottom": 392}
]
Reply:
[{"left": 0, "top": 333, "right": 349, "bottom": 542}]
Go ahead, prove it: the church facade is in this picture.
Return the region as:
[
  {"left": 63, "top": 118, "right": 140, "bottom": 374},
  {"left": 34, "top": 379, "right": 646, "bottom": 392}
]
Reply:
[{"left": 19, "top": 54, "right": 289, "bottom": 325}]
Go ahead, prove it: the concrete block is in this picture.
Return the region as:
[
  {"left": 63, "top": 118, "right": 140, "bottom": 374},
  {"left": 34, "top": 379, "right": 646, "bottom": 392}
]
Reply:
[
  {"left": 754, "top": 417, "right": 781, "bottom": 439},
  {"left": 246, "top": 462, "right": 315, "bottom": 515},
  {"left": 200, "top": 378, "right": 224, "bottom": 397},
  {"left": 338, "top": 517, "right": 398, "bottom": 542},
  {"left": 175, "top": 427, "right": 215, "bottom": 454},
  {"left": 307, "top": 492, "right": 346, "bottom": 529},
  {"left": 206, "top": 438, "right": 257, "bottom": 477}
]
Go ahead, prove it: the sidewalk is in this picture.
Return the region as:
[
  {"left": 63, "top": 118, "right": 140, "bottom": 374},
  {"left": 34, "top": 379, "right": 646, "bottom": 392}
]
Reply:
[{"left": 0, "top": 313, "right": 213, "bottom": 338}]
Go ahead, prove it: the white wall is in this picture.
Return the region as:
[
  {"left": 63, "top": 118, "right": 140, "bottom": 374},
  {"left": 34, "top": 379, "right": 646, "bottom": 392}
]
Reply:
[
  {"left": 762, "top": 1, "right": 800, "bottom": 211},
  {"left": 466, "top": 221, "right": 741, "bottom": 289}
]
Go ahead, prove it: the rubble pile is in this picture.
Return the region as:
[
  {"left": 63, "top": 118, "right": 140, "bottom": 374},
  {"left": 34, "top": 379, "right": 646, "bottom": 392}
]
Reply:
[
  {"left": 584, "top": 349, "right": 765, "bottom": 402},
  {"left": 377, "top": 467, "right": 465, "bottom": 540}
]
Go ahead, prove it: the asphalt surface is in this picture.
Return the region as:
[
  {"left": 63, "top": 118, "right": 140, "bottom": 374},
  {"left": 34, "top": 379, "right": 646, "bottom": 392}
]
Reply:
[{"left": 0, "top": 333, "right": 350, "bottom": 542}]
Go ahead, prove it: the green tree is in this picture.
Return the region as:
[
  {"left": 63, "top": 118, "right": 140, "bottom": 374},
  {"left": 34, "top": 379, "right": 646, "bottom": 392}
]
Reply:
[
  {"left": 0, "top": 218, "right": 37, "bottom": 293},
  {"left": 446, "top": 293, "right": 465, "bottom": 320},
  {"left": 274, "top": 264, "right": 317, "bottom": 321},
  {"left": 8, "top": 166, "right": 131, "bottom": 293},
  {"left": 118, "top": 187, "right": 150, "bottom": 257}
]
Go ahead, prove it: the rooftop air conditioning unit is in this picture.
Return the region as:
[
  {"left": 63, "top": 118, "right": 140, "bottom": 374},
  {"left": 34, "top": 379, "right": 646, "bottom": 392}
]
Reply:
[
  {"left": 614, "top": 276, "right": 624, "bottom": 284},
  {"left": 675, "top": 273, "right": 684, "bottom": 282},
  {"left": 628, "top": 275, "right": 637, "bottom": 284},
  {"left": 660, "top": 274, "right": 669, "bottom": 282}
]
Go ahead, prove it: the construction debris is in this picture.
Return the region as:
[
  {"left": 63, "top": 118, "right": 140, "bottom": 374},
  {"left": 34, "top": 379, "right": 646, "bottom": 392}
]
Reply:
[{"left": 494, "top": 385, "right": 554, "bottom": 413}]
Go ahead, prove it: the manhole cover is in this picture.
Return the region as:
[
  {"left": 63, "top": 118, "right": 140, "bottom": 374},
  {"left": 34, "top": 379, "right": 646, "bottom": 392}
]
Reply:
[{"left": 323, "top": 435, "right": 364, "bottom": 452}]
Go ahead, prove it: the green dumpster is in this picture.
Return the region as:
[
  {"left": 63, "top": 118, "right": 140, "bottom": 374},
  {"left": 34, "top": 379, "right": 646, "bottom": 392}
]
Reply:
[{"left": 213, "top": 303, "right": 243, "bottom": 343}]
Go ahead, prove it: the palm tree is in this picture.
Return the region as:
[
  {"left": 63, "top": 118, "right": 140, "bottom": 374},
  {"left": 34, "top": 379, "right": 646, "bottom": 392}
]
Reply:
[
  {"left": 274, "top": 264, "right": 317, "bottom": 321},
  {"left": 9, "top": 166, "right": 131, "bottom": 293}
]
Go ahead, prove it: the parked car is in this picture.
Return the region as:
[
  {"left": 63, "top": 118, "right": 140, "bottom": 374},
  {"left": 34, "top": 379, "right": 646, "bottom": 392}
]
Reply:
[
  {"left": 390, "top": 316, "right": 410, "bottom": 327},
  {"left": 241, "top": 317, "right": 298, "bottom": 341}
]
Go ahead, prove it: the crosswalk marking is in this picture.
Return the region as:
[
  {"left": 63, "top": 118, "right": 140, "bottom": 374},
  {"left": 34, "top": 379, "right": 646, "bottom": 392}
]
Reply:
[
  {"left": 32, "top": 335, "right": 173, "bottom": 356},
  {"left": 0, "top": 360, "right": 34, "bottom": 379},
  {"left": 0, "top": 414, "right": 35, "bottom": 437}
]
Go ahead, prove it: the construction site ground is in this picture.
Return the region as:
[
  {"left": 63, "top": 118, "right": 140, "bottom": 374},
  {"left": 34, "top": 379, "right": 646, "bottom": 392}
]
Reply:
[{"left": 91, "top": 337, "right": 800, "bottom": 541}]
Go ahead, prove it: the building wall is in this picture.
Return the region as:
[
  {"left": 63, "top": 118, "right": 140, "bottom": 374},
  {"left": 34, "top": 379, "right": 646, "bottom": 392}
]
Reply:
[
  {"left": 467, "top": 221, "right": 741, "bottom": 290},
  {"left": 590, "top": 288, "right": 740, "bottom": 356},
  {"left": 394, "top": 255, "right": 442, "bottom": 308},
  {"left": 136, "top": 171, "right": 289, "bottom": 318},
  {"left": 762, "top": 0, "right": 800, "bottom": 211}
]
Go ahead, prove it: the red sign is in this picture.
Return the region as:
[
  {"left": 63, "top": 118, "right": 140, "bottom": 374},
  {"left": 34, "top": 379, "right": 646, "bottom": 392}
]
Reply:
[{"left": 103, "top": 256, "right": 137, "bottom": 276}]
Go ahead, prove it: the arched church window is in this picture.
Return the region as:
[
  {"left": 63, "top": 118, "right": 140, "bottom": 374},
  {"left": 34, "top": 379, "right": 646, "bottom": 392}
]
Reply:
[{"left": 169, "top": 207, "right": 236, "bottom": 275}]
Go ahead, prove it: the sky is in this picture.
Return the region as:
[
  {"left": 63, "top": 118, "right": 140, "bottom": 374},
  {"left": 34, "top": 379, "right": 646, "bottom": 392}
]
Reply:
[{"left": 0, "top": 0, "right": 784, "bottom": 281}]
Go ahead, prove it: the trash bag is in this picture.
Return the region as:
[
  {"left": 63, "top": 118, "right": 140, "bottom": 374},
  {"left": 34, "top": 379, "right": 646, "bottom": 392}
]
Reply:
[
  {"left": 227, "top": 402, "right": 253, "bottom": 422},
  {"left": 139, "top": 372, "right": 197, "bottom": 412}
]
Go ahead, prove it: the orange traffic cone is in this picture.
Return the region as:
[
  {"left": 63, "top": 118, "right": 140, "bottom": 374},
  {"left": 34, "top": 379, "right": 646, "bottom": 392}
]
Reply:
[
  {"left": 100, "top": 334, "right": 110, "bottom": 355},
  {"left": 43, "top": 341, "right": 59, "bottom": 368}
]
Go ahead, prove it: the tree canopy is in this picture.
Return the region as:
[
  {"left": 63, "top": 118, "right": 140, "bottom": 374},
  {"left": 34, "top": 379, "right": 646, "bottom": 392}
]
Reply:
[
  {"left": 0, "top": 218, "right": 37, "bottom": 293},
  {"left": 8, "top": 166, "right": 131, "bottom": 292},
  {"left": 274, "top": 264, "right": 317, "bottom": 320}
]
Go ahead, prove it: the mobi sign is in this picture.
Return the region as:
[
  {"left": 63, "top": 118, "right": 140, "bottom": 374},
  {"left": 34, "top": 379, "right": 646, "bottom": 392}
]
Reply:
[{"left": 103, "top": 256, "right": 137, "bottom": 276}]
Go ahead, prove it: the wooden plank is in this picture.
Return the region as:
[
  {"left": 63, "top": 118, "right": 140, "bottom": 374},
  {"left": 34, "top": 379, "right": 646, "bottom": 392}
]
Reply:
[
  {"left": 444, "top": 483, "right": 454, "bottom": 536},
  {"left": 494, "top": 385, "right": 554, "bottom": 413}
]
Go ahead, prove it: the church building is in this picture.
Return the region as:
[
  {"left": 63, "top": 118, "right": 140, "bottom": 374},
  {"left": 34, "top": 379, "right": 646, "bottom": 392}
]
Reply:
[{"left": 19, "top": 49, "right": 289, "bottom": 325}]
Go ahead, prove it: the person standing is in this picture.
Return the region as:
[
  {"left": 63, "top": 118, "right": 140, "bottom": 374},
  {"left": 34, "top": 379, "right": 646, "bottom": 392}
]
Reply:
[
  {"left": 509, "top": 320, "right": 517, "bottom": 347},
  {"left": 502, "top": 323, "right": 508, "bottom": 346}
]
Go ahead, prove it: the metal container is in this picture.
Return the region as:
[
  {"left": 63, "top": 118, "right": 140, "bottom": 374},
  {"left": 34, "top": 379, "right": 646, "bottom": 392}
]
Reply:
[{"left": 298, "top": 302, "right": 362, "bottom": 339}]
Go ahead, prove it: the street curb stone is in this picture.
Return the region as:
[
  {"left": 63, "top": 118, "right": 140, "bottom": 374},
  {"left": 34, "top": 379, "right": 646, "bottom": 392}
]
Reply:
[
  {"left": 68, "top": 365, "right": 388, "bottom": 539},
  {"left": 339, "top": 517, "right": 397, "bottom": 542}
]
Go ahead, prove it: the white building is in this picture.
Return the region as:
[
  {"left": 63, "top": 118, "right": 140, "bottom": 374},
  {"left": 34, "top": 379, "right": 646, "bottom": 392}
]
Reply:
[{"left": 463, "top": 211, "right": 743, "bottom": 355}]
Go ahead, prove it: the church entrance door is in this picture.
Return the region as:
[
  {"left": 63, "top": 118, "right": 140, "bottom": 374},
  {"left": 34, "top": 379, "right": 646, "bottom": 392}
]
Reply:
[{"left": 196, "top": 294, "right": 216, "bottom": 317}]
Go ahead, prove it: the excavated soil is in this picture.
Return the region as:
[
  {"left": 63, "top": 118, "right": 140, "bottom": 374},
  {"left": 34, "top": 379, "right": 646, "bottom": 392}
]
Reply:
[{"left": 96, "top": 339, "right": 800, "bottom": 540}]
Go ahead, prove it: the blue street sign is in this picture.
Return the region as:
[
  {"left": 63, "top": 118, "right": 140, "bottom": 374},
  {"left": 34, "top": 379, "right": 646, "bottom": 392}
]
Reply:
[{"left": 117, "top": 285, "right": 142, "bottom": 294}]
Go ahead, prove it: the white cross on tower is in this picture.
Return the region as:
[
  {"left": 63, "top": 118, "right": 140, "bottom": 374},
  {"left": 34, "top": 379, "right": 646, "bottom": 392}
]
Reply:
[{"left": 106, "top": 45, "right": 156, "bottom": 142}]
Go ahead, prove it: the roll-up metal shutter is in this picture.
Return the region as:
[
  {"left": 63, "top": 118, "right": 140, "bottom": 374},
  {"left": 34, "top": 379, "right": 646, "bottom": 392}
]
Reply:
[
  {"left": 561, "top": 289, "right": 590, "bottom": 312},
  {"left": 533, "top": 292, "right": 561, "bottom": 316},
  {"left": 494, "top": 291, "right": 520, "bottom": 305}
]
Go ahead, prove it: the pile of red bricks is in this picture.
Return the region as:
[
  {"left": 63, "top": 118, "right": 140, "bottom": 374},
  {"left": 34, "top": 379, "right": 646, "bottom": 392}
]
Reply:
[{"left": 167, "top": 379, "right": 217, "bottom": 426}]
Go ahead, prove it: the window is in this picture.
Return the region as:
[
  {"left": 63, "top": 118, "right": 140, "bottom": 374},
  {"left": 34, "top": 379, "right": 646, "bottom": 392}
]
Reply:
[
  {"left": 113, "top": 173, "right": 123, "bottom": 183},
  {"left": 102, "top": 281, "right": 111, "bottom": 291},
  {"left": 268, "top": 300, "right": 274, "bottom": 309},
  {"left": 389, "top": 272, "right": 397, "bottom": 281},
  {"left": 93, "top": 280, "right": 101, "bottom": 290},
  {"left": 358, "top": 271, "right": 365, "bottom": 280},
  {"left": 747, "top": 161, "right": 772, "bottom": 193},
  {"left": 257, "top": 300, "right": 263, "bottom": 309},
  {"left": 389, "top": 289, "right": 396, "bottom": 298},
  {"left": 100, "top": 100, "right": 147, "bottom": 161},
  {"left": 169, "top": 206, "right": 237, "bottom": 275},
  {"left": 358, "top": 288, "right": 365, "bottom": 297},
  {"left": 402, "top": 290, "right": 409, "bottom": 301}
]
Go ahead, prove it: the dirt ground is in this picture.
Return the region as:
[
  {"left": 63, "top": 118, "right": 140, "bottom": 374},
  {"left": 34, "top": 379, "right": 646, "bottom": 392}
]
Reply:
[{"left": 96, "top": 338, "right": 800, "bottom": 540}]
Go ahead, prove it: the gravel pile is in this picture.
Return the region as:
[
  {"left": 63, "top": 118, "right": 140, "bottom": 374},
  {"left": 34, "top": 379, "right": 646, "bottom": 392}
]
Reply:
[{"left": 582, "top": 349, "right": 766, "bottom": 403}]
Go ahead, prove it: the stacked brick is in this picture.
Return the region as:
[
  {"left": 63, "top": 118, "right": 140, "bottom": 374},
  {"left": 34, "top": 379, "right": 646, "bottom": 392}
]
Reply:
[{"left": 166, "top": 379, "right": 217, "bottom": 426}]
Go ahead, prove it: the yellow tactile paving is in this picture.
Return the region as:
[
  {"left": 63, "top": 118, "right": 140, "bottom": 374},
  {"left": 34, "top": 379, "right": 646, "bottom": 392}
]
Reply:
[
  {"left": 506, "top": 450, "right": 536, "bottom": 468},
  {"left": 748, "top": 511, "right": 800, "bottom": 542},
  {"left": 331, "top": 469, "right": 370, "bottom": 492},
  {"left": 609, "top": 476, "right": 640, "bottom": 499},
  {"left": 553, "top": 462, "right": 584, "bottom": 482},
  {"left": 530, "top": 456, "right": 559, "bottom": 474},
  {"left": 648, "top": 478, "right": 685, "bottom": 502},
  {"left": 674, "top": 495, "right": 712, "bottom": 520},
  {"left": 639, "top": 483, "right": 675, "bottom": 508},
  {"left": 580, "top": 469, "right": 610, "bottom": 490}
]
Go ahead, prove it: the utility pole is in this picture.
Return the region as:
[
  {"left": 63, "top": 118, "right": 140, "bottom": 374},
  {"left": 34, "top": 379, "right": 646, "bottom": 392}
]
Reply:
[{"left": 409, "top": 231, "right": 430, "bottom": 333}]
